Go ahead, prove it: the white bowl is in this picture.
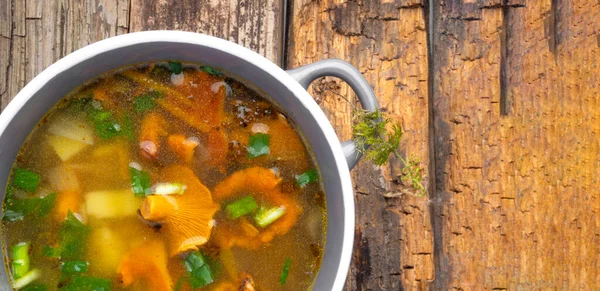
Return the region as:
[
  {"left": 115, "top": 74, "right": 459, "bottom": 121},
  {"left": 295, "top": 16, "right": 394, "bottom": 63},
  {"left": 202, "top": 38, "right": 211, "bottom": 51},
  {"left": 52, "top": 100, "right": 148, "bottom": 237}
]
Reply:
[{"left": 0, "top": 31, "right": 380, "bottom": 291}]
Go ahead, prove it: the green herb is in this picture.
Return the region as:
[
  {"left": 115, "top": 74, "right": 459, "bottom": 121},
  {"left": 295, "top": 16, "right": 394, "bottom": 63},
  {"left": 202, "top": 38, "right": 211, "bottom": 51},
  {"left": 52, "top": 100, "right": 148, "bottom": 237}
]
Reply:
[
  {"left": 200, "top": 65, "right": 222, "bottom": 76},
  {"left": 3, "top": 193, "right": 56, "bottom": 222},
  {"left": 61, "top": 260, "right": 88, "bottom": 274},
  {"left": 12, "top": 242, "right": 30, "bottom": 279},
  {"left": 130, "top": 167, "right": 152, "bottom": 197},
  {"left": 69, "top": 97, "right": 123, "bottom": 139},
  {"left": 20, "top": 283, "right": 47, "bottom": 291},
  {"left": 353, "top": 109, "right": 426, "bottom": 196},
  {"left": 133, "top": 91, "right": 163, "bottom": 113},
  {"left": 169, "top": 61, "right": 183, "bottom": 74},
  {"left": 36, "top": 193, "right": 57, "bottom": 218},
  {"left": 12, "top": 269, "right": 40, "bottom": 289},
  {"left": 12, "top": 168, "right": 40, "bottom": 192},
  {"left": 133, "top": 95, "right": 156, "bottom": 112},
  {"left": 296, "top": 169, "right": 319, "bottom": 187},
  {"left": 3, "top": 198, "right": 41, "bottom": 222},
  {"left": 59, "top": 275, "right": 110, "bottom": 291},
  {"left": 225, "top": 195, "right": 258, "bottom": 219},
  {"left": 247, "top": 133, "right": 270, "bottom": 159},
  {"left": 58, "top": 211, "right": 90, "bottom": 260},
  {"left": 42, "top": 246, "right": 61, "bottom": 258},
  {"left": 280, "top": 258, "right": 292, "bottom": 285},
  {"left": 254, "top": 206, "right": 286, "bottom": 228},
  {"left": 93, "top": 119, "right": 121, "bottom": 139},
  {"left": 183, "top": 251, "right": 214, "bottom": 288}
]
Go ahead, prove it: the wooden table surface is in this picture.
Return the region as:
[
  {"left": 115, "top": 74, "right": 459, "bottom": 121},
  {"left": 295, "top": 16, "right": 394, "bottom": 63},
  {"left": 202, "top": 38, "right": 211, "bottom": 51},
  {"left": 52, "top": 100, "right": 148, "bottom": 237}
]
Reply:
[{"left": 1, "top": 0, "right": 599, "bottom": 290}]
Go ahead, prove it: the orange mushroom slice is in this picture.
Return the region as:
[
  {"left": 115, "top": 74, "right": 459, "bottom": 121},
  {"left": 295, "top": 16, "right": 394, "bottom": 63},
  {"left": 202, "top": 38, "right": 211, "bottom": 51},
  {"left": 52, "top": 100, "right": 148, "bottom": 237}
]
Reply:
[
  {"left": 122, "top": 69, "right": 226, "bottom": 133},
  {"left": 139, "top": 165, "right": 218, "bottom": 256},
  {"left": 117, "top": 238, "right": 173, "bottom": 291},
  {"left": 212, "top": 167, "right": 301, "bottom": 249},
  {"left": 228, "top": 114, "right": 312, "bottom": 173},
  {"left": 140, "top": 112, "right": 168, "bottom": 160},
  {"left": 167, "top": 134, "right": 200, "bottom": 164}
]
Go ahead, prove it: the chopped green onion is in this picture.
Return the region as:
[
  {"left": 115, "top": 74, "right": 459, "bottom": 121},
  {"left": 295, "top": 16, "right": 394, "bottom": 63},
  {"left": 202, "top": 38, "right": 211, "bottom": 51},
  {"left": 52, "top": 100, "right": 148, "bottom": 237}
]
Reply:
[
  {"left": 12, "top": 168, "right": 40, "bottom": 192},
  {"left": 61, "top": 260, "right": 89, "bottom": 274},
  {"left": 59, "top": 275, "right": 110, "bottom": 291},
  {"left": 247, "top": 133, "right": 270, "bottom": 159},
  {"left": 254, "top": 206, "right": 286, "bottom": 228},
  {"left": 12, "top": 269, "right": 40, "bottom": 289},
  {"left": 183, "top": 251, "right": 214, "bottom": 288},
  {"left": 134, "top": 95, "right": 156, "bottom": 112},
  {"left": 93, "top": 119, "right": 121, "bottom": 139},
  {"left": 190, "top": 265, "right": 213, "bottom": 289},
  {"left": 225, "top": 195, "right": 258, "bottom": 219},
  {"left": 296, "top": 169, "right": 319, "bottom": 187},
  {"left": 151, "top": 183, "right": 187, "bottom": 195},
  {"left": 280, "top": 258, "right": 292, "bottom": 285},
  {"left": 71, "top": 97, "right": 123, "bottom": 139},
  {"left": 20, "top": 283, "right": 47, "bottom": 291},
  {"left": 12, "top": 242, "right": 30, "bottom": 279},
  {"left": 42, "top": 246, "right": 61, "bottom": 258},
  {"left": 169, "top": 61, "right": 183, "bottom": 74},
  {"left": 133, "top": 91, "right": 163, "bottom": 113},
  {"left": 3, "top": 192, "right": 57, "bottom": 222},
  {"left": 36, "top": 193, "right": 57, "bottom": 218},
  {"left": 3, "top": 198, "right": 41, "bottom": 222},
  {"left": 130, "top": 167, "right": 152, "bottom": 197},
  {"left": 200, "top": 66, "right": 222, "bottom": 76},
  {"left": 58, "top": 211, "right": 90, "bottom": 260}
]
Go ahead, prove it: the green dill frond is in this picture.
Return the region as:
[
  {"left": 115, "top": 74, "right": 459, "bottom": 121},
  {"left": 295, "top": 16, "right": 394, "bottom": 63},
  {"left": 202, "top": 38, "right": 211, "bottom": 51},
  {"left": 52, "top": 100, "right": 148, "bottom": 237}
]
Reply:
[
  {"left": 352, "top": 109, "right": 402, "bottom": 166},
  {"left": 352, "top": 109, "right": 426, "bottom": 196}
]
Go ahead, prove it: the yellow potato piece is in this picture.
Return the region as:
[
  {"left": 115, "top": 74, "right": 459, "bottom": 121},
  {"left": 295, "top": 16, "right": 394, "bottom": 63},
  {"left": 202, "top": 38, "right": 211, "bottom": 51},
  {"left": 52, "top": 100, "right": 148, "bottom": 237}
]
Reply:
[
  {"left": 47, "top": 115, "right": 94, "bottom": 145},
  {"left": 85, "top": 190, "right": 141, "bottom": 219},
  {"left": 87, "top": 226, "right": 127, "bottom": 276},
  {"left": 47, "top": 134, "right": 89, "bottom": 161}
]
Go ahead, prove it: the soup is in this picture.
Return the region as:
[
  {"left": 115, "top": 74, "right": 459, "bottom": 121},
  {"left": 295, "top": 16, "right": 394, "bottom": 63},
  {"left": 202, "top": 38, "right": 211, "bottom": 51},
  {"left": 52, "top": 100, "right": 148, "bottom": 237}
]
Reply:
[{"left": 2, "top": 62, "right": 326, "bottom": 291}]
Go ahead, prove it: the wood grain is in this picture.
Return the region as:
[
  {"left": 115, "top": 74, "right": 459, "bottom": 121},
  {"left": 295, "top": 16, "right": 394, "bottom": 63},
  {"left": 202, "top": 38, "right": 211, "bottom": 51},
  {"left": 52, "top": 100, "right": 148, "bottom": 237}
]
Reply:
[
  {"left": 288, "top": 0, "right": 434, "bottom": 289},
  {"left": 0, "top": 0, "right": 131, "bottom": 109},
  {"left": 431, "top": 0, "right": 600, "bottom": 289},
  {"left": 3, "top": 0, "right": 600, "bottom": 289},
  {"left": 129, "top": 0, "right": 283, "bottom": 65}
]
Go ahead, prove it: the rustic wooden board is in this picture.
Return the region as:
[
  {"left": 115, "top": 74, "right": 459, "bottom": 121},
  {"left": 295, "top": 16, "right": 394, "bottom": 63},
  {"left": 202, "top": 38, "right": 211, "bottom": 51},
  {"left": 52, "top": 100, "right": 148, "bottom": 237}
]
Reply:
[
  {"left": 0, "top": 0, "right": 282, "bottom": 109},
  {"left": 288, "top": 0, "right": 434, "bottom": 289},
  {"left": 3, "top": 0, "right": 600, "bottom": 290},
  {"left": 0, "top": 0, "right": 131, "bottom": 109},
  {"left": 129, "top": 0, "right": 283, "bottom": 65},
  {"left": 431, "top": 0, "right": 600, "bottom": 289}
]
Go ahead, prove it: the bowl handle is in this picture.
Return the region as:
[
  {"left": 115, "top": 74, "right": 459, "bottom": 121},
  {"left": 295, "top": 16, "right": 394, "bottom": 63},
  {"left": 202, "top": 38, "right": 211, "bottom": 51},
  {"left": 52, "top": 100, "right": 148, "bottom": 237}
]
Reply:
[{"left": 287, "top": 59, "right": 380, "bottom": 170}]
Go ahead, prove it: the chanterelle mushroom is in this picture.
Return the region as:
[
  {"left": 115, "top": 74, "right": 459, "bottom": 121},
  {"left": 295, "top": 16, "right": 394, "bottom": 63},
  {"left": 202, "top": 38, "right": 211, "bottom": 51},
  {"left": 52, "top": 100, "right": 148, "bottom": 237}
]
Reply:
[
  {"left": 211, "top": 167, "right": 301, "bottom": 249},
  {"left": 117, "top": 238, "right": 173, "bottom": 291},
  {"left": 140, "top": 165, "right": 218, "bottom": 256}
]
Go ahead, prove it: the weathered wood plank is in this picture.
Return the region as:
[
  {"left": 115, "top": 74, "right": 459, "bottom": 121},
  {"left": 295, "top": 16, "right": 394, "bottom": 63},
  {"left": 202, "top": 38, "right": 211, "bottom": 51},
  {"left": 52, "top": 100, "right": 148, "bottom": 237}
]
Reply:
[
  {"left": 0, "top": 0, "right": 131, "bottom": 109},
  {"left": 432, "top": 0, "right": 600, "bottom": 289},
  {"left": 129, "top": 0, "right": 282, "bottom": 65},
  {"left": 288, "top": 0, "right": 434, "bottom": 289}
]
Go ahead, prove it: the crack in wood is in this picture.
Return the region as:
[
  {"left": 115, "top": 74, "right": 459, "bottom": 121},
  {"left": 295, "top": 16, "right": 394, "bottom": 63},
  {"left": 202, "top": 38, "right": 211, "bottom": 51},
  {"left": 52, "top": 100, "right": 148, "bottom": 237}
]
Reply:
[
  {"left": 500, "top": 0, "right": 510, "bottom": 116},
  {"left": 2, "top": 0, "right": 15, "bottom": 106},
  {"left": 547, "top": 0, "right": 560, "bottom": 60}
]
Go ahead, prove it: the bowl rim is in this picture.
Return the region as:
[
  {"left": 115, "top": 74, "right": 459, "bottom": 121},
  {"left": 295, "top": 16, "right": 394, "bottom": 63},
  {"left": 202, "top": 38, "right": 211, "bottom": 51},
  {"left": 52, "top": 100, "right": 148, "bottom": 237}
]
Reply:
[{"left": 0, "top": 31, "right": 355, "bottom": 290}]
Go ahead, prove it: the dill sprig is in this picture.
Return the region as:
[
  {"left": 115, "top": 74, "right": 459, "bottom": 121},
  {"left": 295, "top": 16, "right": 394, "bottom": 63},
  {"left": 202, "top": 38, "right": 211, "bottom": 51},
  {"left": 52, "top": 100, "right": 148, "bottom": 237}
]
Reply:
[{"left": 352, "top": 109, "right": 426, "bottom": 197}]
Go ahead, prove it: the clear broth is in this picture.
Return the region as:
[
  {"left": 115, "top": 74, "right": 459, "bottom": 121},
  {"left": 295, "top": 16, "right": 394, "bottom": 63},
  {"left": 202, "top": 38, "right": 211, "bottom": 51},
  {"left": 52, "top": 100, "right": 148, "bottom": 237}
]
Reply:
[{"left": 2, "top": 63, "right": 326, "bottom": 291}]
